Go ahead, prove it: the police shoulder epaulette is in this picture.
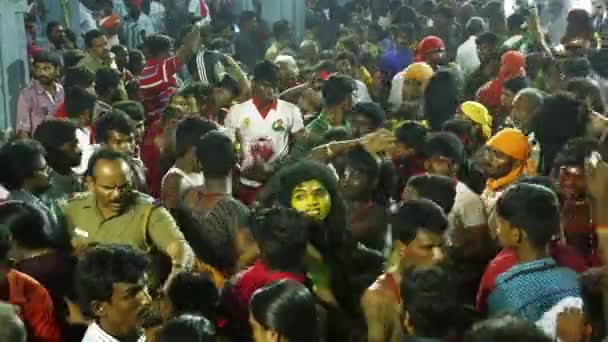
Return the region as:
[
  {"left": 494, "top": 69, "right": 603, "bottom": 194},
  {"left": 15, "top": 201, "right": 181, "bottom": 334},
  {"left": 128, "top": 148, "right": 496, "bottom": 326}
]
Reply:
[
  {"left": 133, "top": 191, "right": 158, "bottom": 206},
  {"left": 67, "top": 192, "right": 90, "bottom": 202}
]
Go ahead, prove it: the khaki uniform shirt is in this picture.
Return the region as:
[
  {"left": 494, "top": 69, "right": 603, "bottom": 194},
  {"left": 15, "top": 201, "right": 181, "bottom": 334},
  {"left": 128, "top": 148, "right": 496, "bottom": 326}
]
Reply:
[
  {"left": 61, "top": 191, "right": 185, "bottom": 252},
  {"left": 77, "top": 54, "right": 128, "bottom": 100}
]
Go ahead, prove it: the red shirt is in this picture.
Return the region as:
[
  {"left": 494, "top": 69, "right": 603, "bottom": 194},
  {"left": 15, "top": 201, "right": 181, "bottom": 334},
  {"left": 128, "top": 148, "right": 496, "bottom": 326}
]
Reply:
[
  {"left": 55, "top": 101, "right": 67, "bottom": 118},
  {"left": 476, "top": 242, "right": 588, "bottom": 313},
  {"left": 219, "top": 261, "right": 306, "bottom": 340},
  {"left": 252, "top": 98, "right": 278, "bottom": 119},
  {"left": 139, "top": 56, "right": 182, "bottom": 118},
  {"left": 3, "top": 269, "right": 62, "bottom": 342}
]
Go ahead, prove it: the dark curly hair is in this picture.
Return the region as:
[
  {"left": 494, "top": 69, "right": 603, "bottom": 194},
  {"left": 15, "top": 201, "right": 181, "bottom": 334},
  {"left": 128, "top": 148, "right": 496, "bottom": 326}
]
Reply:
[
  {"left": 250, "top": 206, "right": 311, "bottom": 272},
  {"left": 0, "top": 201, "right": 52, "bottom": 251},
  {"left": 273, "top": 160, "right": 348, "bottom": 255},
  {"left": 424, "top": 70, "right": 460, "bottom": 131},
  {"left": 165, "top": 272, "right": 219, "bottom": 320},
  {"left": 401, "top": 266, "right": 460, "bottom": 339},
  {"left": 75, "top": 244, "right": 149, "bottom": 319},
  {"left": 531, "top": 92, "right": 590, "bottom": 174},
  {"left": 0, "top": 140, "right": 46, "bottom": 191}
]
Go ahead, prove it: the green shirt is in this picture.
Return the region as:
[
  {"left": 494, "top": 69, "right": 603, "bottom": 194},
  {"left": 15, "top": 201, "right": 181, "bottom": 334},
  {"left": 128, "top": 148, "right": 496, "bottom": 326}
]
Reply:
[
  {"left": 61, "top": 191, "right": 185, "bottom": 252},
  {"left": 289, "top": 111, "right": 351, "bottom": 162}
]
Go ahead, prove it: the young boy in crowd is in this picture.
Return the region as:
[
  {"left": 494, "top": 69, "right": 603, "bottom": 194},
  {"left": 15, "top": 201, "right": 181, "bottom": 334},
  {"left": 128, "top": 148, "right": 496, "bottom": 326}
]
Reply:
[{"left": 488, "top": 183, "right": 581, "bottom": 331}]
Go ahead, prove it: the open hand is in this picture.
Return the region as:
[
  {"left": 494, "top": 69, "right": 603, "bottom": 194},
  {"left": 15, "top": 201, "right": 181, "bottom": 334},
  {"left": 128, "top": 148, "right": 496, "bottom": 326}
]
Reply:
[{"left": 361, "top": 129, "right": 397, "bottom": 155}]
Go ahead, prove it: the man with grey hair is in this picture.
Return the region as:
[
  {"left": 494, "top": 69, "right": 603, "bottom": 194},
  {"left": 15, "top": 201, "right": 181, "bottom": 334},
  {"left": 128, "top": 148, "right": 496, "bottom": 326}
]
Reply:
[
  {"left": 299, "top": 40, "right": 319, "bottom": 68},
  {"left": 0, "top": 302, "right": 26, "bottom": 342},
  {"left": 511, "top": 88, "right": 545, "bottom": 131},
  {"left": 456, "top": 16, "right": 486, "bottom": 77}
]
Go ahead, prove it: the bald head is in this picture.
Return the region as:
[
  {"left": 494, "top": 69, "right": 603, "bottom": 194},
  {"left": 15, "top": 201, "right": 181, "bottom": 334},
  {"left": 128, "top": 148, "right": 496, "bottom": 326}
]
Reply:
[
  {"left": 512, "top": 88, "right": 544, "bottom": 129},
  {"left": 87, "top": 150, "right": 134, "bottom": 215}
]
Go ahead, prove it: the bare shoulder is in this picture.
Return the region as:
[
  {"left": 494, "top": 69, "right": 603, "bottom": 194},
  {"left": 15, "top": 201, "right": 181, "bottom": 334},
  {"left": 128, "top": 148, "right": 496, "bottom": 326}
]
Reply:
[
  {"left": 362, "top": 281, "right": 392, "bottom": 306},
  {"left": 162, "top": 171, "right": 183, "bottom": 187}
]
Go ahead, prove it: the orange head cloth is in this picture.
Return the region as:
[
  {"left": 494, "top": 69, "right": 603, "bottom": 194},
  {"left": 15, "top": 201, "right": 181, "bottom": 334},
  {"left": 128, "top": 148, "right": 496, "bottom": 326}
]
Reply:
[
  {"left": 415, "top": 36, "right": 445, "bottom": 62},
  {"left": 99, "top": 14, "right": 121, "bottom": 31},
  {"left": 478, "top": 51, "right": 526, "bottom": 110},
  {"left": 499, "top": 50, "right": 526, "bottom": 80},
  {"left": 402, "top": 62, "right": 434, "bottom": 89},
  {"left": 485, "top": 128, "right": 536, "bottom": 190}
]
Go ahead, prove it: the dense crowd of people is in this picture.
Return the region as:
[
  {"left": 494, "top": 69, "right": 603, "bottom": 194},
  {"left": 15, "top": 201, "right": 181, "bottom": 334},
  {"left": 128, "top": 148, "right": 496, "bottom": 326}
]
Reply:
[{"left": 3, "top": 0, "right": 608, "bottom": 341}]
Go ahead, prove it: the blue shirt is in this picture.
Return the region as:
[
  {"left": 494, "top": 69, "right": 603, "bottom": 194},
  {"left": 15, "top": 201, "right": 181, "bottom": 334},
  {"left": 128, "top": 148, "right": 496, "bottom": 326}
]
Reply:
[
  {"left": 379, "top": 38, "right": 396, "bottom": 52},
  {"left": 488, "top": 258, "right": 580, "bottom": 322},
  {"left": 379, "top": 48, "right": 413, "bottom": 80},
  {"left": 120, "top": 13, "right": 156, "bottom": 49}
]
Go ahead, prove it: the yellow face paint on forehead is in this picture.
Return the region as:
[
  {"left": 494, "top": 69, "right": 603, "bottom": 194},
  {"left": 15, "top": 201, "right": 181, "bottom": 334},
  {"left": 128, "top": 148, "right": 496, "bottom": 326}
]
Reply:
[{"left": 290, "top": 180, "right": 331, "bottom": 222}]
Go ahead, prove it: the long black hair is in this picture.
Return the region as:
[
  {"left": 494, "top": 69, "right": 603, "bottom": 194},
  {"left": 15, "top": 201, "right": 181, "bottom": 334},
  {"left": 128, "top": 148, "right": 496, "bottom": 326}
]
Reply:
[
  {"left": 273, "top": 160, "right": 348, "bottom": 255},
  {"left": 250, "top": 280, "right": 320, "bottom": 342},
  {"left": 424, "top": 70, "right": 460, "bottom": 131}
]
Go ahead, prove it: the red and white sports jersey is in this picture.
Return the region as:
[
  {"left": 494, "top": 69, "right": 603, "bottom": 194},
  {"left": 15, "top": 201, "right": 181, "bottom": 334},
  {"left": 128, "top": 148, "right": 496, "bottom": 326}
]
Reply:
[{"left": 224, "top": 98, "right": 304, "bottom": 181}]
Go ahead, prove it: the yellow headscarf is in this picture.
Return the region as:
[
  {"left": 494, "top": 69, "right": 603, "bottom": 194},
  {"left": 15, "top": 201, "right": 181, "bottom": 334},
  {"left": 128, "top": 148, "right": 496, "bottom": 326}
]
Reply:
[
  {"left": 461, "top": 101, "right": 493, "bottom": 140},
  {"left": 402, "top": 62, "right": 434, "bottom": 89},
  {"left": 485, "top": 128, "right": 536, "bottom": 191}
]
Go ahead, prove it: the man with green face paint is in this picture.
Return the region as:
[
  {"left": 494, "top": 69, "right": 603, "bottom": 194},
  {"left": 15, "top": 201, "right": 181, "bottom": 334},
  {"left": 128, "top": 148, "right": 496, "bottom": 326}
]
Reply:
[
  {"left": 290, "top": 179, "right": 332, "bottom": 221},
  {"left": 269, "top": 160, "right": 384, "bottom": 341}
]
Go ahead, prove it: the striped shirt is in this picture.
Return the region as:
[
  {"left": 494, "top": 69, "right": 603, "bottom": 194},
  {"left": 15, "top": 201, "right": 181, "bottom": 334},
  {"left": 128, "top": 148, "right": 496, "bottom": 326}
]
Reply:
[
  {"left": 149, "top": 1, "right": 167, "bottom": 33},
  {"left": 139, "top": 56, "right": 183, "bottom": 118},
  {"left": 82, "top": 322, "right": 146, "bottom": 342},
  {"left": 195, "top": 49, "right": 225, "bottom": 86},
  {"left": 119, "top": 13, "right": 155, "bottom": 50}
]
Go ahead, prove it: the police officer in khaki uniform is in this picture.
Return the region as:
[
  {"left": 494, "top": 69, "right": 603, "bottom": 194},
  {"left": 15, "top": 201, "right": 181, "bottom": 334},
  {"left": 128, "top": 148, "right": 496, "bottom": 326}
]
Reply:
[{"left": 61, "top": 149, "right": 192, "bottom": 287}]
